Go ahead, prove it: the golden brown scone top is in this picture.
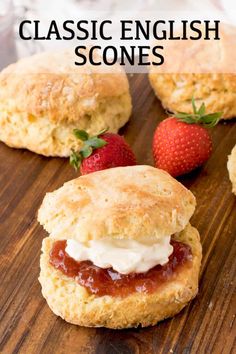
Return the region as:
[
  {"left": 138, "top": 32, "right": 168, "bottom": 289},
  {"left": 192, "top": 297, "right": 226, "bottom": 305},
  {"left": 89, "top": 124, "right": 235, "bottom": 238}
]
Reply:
[
  {"left": 0, "top": 49, "right": 130, "bottom": 124},
  {"left": 38, "top": 165, "right": 196, "bottom": 242}
]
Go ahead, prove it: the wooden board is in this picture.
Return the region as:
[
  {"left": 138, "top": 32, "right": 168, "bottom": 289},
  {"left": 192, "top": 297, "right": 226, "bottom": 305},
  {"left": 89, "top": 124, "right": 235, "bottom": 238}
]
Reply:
[{"left": 0, "top": 74, "right": 235, "bottom": 354}]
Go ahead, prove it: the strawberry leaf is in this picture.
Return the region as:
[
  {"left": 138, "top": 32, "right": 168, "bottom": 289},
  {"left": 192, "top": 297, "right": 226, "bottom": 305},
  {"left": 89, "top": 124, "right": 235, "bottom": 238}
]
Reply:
[
  {"left": 86, "top": 137, "right": 107, "bottom": 149},
  {"left": 197, "top": 102, "right": 206, "bottom": 116},
  {"left": 70, "top": 150, "right": 81, "bottom": 170},
  {"left": 80, "top": 146, "right": 93, "bottom": 158},
  {"left": 200, "top": 112, "right": 222, "bottom": 127},
  {"left": 175, "top": 112, "right": 198, "bottom": 123},
  {"left": 96, "top": 128, "right": 108, "bottom": 136},
  {"left": 73, "top": 129, "right": 89, "bottom": 141},
  {"left": 192, "top": 97, "right": 197, "bottom": 115}
]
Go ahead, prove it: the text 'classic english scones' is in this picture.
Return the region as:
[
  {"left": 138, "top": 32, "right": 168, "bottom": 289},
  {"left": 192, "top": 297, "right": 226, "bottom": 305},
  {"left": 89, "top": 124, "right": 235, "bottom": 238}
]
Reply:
[
  {"left": 38, "top": 165, "right": 202, "bottom": 329},
  {"left": 227, "top": 145, "right": 236, "bottom": 195},
  {"left": 149, "top": 24, "right": 236, "bottom": 119},
  {"left": 0, "top": 49, "right": 131, "bottom": 157}
]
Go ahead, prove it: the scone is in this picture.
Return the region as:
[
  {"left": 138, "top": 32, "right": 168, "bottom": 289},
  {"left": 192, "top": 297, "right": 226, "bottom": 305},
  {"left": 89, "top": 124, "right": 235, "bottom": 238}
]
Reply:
[
  {"left": 227, "top": 145, "right": 236, "bottom": 195},
  {"left": 38, "top": 165, "right": 202, "bottom": 329},
  {"left": 149, "top": 24, "right": 236, "bottom": 120},
  {"left": 0, "top": 49, "right": 131, "bottom": 156}
]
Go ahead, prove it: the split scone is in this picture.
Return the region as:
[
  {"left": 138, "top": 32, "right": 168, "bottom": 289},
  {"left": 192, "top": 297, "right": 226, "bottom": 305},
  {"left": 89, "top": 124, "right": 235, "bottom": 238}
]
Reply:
[
  {"left": 149, "top": 24, "right": 236, "bottom": 119},
  {"left": 38, "top": 165, "right": 202, "bottom": 329},
  {"left": 0, "top": 50, "right": 131, "bottom": 157},
  {"left": 227, "top": 145, "right": 236, "bottom": 195}
]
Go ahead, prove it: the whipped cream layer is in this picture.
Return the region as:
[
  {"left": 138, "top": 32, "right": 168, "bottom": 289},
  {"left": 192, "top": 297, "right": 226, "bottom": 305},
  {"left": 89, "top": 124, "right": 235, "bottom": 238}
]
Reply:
[{"left": 65, "top": 236, "right": 173, "bottom": 275}]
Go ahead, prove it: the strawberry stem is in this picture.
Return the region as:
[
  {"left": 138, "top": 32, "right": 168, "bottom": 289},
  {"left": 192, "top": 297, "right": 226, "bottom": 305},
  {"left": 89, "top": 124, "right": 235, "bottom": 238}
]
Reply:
[
  {"left": 174, "top": 97, "right": 223, "bottom": 127},
  {"left": 69, "top": 129, "right": 108, "bottom": 171}
]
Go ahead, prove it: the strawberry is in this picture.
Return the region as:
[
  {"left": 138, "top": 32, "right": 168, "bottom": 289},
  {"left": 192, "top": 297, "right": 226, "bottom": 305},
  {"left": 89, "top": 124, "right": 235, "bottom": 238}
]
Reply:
[
  {"left": 70, "top": 129, "right": 136, "bottom": 175},
  {"left": 152, "top": 98, "right": 223, "bottom": 177}
]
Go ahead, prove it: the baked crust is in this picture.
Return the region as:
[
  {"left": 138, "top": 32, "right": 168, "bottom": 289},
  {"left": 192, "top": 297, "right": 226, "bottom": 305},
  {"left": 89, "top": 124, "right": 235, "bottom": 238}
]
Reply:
[
  {"left": 0, "top": 49, "right": 131, "bottom": 156},
  {"left": 149, "top": 24, "right": 236, "bottom": 120},
  {"left": 227, "top": 145, "right": 236, "bottom": 195},
  {"left": 38, "top": 166, "right": 196, "bottom": 242},
  {"left": 39, "top": 223, "right": 202, "bottom": 329}
]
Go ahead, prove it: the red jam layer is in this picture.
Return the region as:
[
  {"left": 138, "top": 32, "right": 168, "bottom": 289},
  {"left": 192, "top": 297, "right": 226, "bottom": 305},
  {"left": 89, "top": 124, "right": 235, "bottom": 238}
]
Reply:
[{"left": 49, "top": 239, "right": 192, "bottom": 297}]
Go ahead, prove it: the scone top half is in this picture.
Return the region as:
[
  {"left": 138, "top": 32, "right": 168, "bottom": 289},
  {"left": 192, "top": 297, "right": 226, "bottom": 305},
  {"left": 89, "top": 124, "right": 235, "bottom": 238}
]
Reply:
[
  {"left": 38, "top": 165, "right": 196, "bottom": 243},
  {"left": 38, "top": 165, "right": 202, "bottom": 328},
  {"left": 0, "top": 49, "right": 131, "bottom": 156}
]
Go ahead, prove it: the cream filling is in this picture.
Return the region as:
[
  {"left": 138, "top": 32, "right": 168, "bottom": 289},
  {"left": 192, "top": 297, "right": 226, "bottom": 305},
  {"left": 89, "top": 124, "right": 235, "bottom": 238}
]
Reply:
[{"left": 65, "top": 236, "right": 173, "bottom": 275}]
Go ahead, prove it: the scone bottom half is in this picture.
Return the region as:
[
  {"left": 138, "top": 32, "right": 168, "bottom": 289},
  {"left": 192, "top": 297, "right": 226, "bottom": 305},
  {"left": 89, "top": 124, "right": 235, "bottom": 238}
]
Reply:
[{"left": 38, "top": 165, "right": 202, "bottom": 329}]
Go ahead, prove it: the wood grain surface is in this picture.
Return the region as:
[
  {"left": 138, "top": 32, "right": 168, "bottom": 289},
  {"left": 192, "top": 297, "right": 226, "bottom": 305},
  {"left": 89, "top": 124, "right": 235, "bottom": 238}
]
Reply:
[{"left": 0, "top": 74, "right": 235, "bottom": 354}]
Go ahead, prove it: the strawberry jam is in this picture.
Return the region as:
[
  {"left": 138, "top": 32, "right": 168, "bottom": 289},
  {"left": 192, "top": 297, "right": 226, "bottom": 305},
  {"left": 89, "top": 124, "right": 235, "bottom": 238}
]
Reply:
[{"left": 49, "top": 239, "right": 192, "bottom": 297}]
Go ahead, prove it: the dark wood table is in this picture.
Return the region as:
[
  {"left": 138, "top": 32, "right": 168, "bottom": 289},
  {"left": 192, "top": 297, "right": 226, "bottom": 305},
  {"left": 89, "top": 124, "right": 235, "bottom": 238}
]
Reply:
[{"left": 0, "top": 74, "right": 235, "bottom": 354}]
